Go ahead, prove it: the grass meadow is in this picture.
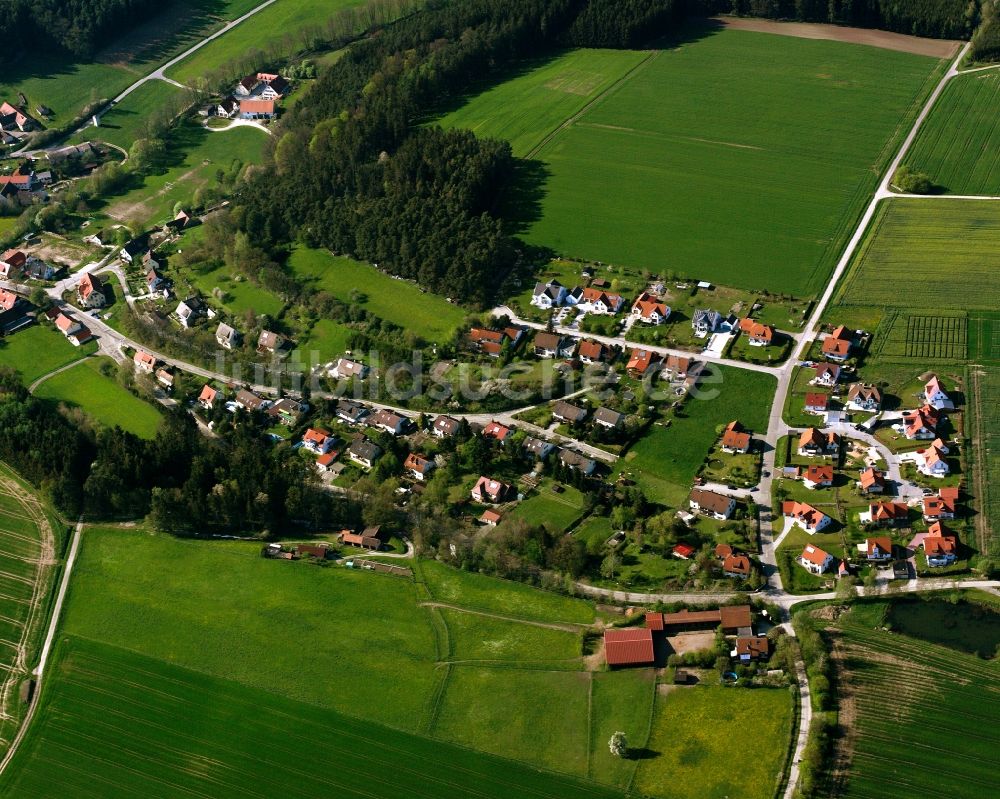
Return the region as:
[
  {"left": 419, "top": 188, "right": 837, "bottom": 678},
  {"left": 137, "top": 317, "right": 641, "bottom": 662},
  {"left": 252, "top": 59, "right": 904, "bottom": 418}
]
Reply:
[
  {"left": 440, "top": 608, "right": 582, "bottom": 665},
  {"left": 34, "top": 358, "right": 163, "bottom": 438},
  {"left": 510, "top": 481, "right": 586, "bottom": 533},
  {"left": 0, "top": 637, "right": 625, "bottom": 799},
  {"left": 287, "top": 247, "right": 468, "bottom": 343},
  {"left": 829, "top": 601, "right": 1000, "bottom": 799},
  {"left": 438, "top": 28, "right": 944, "bottom": 296},
  {"left": 614, "top": 366, "right": 775, "bottom": 507},
  {"left": 835, "top": 199, "right": 1000, "bottom": 312},
  {"left": 74, "top": 79, "right": 186, "bottom": 151},
  {"left": 901, "top": 70, "right": 1000, "bottom": 195},
  {"left": 588, "top": 669, "right": 656, "bottom": 788},
  {"left": 0, "top": 324, "right": 96, "bottom": 387},
  {"left": 970, "top": 367, "right": 1000, "bottom": 555},
  {"left": 634, "top": 685, "right": 794, "bottom": 799}
]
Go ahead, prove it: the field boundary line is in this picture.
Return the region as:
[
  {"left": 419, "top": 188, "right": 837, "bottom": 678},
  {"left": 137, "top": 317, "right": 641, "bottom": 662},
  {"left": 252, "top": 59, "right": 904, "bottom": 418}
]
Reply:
[
  {"left": 968, "top": 366, "right": 989, "bottom": 556},
  {"left": 523, "top": 49, "right": 661, "bottom": 161},
  {"left": 420, "top": 601, "right": 590, "bottom": 632},
  {"left": 626, "top": 673, "right": 659, "bottom": 796},
  {"left": 584, "top": 671, "right": 593, "bottom": 780},
  {"left": 422, "top": 663, "right": 451, "bottom": 736}
]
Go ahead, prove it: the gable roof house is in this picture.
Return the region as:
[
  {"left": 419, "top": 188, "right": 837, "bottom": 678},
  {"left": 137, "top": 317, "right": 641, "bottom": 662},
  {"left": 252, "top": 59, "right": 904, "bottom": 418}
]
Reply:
[
  {"left": 77, "top": 273, "right": 106, "bottom": 308},
  {"left": 404, "top": 453, "right": 436, "bottom": 481},
  {"left": 803, "top": 464, "right": 834, "bottom": 490},
  {"left": 235, "top": 74, "right": 259, "bottom": 95},
  {"left": 689, "top": 488, "right": 736, "bottom": 520},
  {"left": 215, "top": 322, "right": 241, "bottom": 350},
  {"left": 692, "top": 309, "right": 723, "bottom": 336},
  {"left": 533, "top": 331, "right": 574, "bottom": 359},
  {"left": 631, "top": 291, "right": 670, "bottom": 325},
  {"left": 468, "top": 327, "right": 507, "bottom": 357},
  {"left": 217, "top": 97, "right": 239, "bottom": 118},
  {"left": 800, "top": 544, "right": 834, "bottom": 574},
  {"left": 348, "top": 438, "right": 382, "bottom": 469},
  {"left": 336, "top": 399, "right": 370, "bottom": 426},
  {"left": 431, "top": 414, "right": 461, "bottom": 438},
  {"left": 847, "top": 383, "right": 882, "bottom": 412},
  {"left": 330, "top": 358, "right": 368, "bottom": 380},
  {"left": 864, "top": 536, "right": 894, "bottom": 561},
  {"left": 783, "top": 501, "right": 832, "bottom": 534},
  {"left": 156, "top": 368, "right": 174, "bottom": 389},
  {"left": 923, "top": 374, "right": 954, "bottom": 410},
  {"left": 234, "top": 389, "right": 269, "bottom": 412},
  {"left": 338, "top": 529, "right": 383, "bottom": 550},
  {"left": 24, "top": 256, "right": 55, "bottom": 281},
  {"left": 558, "top": 449, "right": 597, "bottom": 475},
  {"left": 738, "top": 318, "right": 774, "bottom": 346},
  {"left": 257, "top": 329, "right": 285, "bottom": 354},
  {"left": 922, "top": 521, "right": 958, "bottom": 566},
  {"left": 576, "top": 286, "right": 625, "bottom": 314},
  {"left": 722, "top": 554, "right": 752, "bottom": 579},
  {"left": 902, "top": 405, "right": 939, "bottom": 440},
  {"left": 804, "top": 392, "right": 830, "bottom": 415},
  {"left": 578, "top": 339, "right": 610, "bottom": 364},
  {"left": 917, "top": 440, "right": 950, "bottom": 478},
  {"left": 552, "top": 400, "right": 587, "bottom": 425},
  {"left": 797, "top": 428, "right": 840, "bottom": 457},
  {"left": 146, "top": 267, "right": 167, "bottom": 293},
  {"left": 530, "top": 280, "right": 568, "bottom": 309},
  {"left": 811, "top": 363, "right": 841, "bottom": 387},
  {"left": 482, "top": 420, "right": 513, "bottom": 444},
  {"left": 257, "top": 73, "right": 290, "bottom": 98},
  {"left": 859, "top": 501, "right": 909, "bottom": 527},
  {"left": 176, "top": 296, "right": 208, "bottom": 328},
  {"left": 858, "top": 467, "right": 886, "bottom": 494},
  {"left": 53, "top": 311, "right": 81, "bottom": 338},
  {"left": 120, "top": 238, "right": 147, "bottom": 264},
  {"left": 267, "top": 398, "right": 306, "bottom": 427},
  {"left": 821, "top": 325, "right": 855, "bottom": 362},
  {"left": 0, "top": 249, "right": 25, "bottom": 278},
  {"left": 198, "top": 384, "right": 220, "bottom": 409},
  {"left": 471, "top": 476, "right": 513, "bottom": 504},
  {"left": 626, "top": 348, "right": 661, "bottom": 377},
  {"left": 735, "top": 636, "right": 770, "bottom": 662},
  {"left": 133, "top": 350, "right": 157, "bottom": 373},
  {"left": 0, "top": 288, "right": 23, "bottom": 315},
  {"left": 594, "top": 407, "right": 624, "bottom": 429},
  {"left": 523, "top": 436, "right": 555, "bottom": 460},
  {"left": 721, "top": 420, "right": 752, "bottom": 454},
  {"left": 479, "top": 509, "right": 502, "bottom": 526},
  {"left": 661, "top": 354, "right": 693, "bottom": 380},
  {"left": 369, "top": 408, "right": 408, "bottom": 436},
  {"left": 922, "top": 486, "right": 959, "bottom": 521},
  {"left": 302, "top": 427, "right": 336, "bottom": 455}
]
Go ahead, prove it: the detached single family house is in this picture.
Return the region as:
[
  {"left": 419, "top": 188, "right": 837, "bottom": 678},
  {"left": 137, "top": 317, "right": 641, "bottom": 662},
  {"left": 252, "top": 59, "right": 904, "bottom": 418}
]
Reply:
[
  {"left": 689, "top": 488, "right": 736, "bottom": 520},
  {"left": 302, "top": 428, "right": 336, "bottom": 455},
  {"left": 783, "top": 501, "right": 832, "bottom": 534},
  {"left": 176, "top": 297, "right": 208, "bottom": 328},
  {"left": 432, "top": 414, "right": 461, "bottom": 438},
  {"left": 531, "top": 280, "right": 568, "bottom": 309},
  {"left": 738, "top": 318, "right": 774, "bottom": 346},
  {"left": 858, "top": 467, "right": 886, "bottom": 494},
  {"left": 216, "top": 322, "right": 241, "bottom": 350},
  {"left": 533, "top": 331, "right": 574, "bottom": 359},
  {"left": 692, "top": 309, "right": 723, "bottom": 336},
  {"left": 330, "top": 358, "right": 368, "bottom": 380},
  {"left": 721, "top": 420, "right": 751, "bottom": 454},
  {"left": 404, "top": 453, "right": 435, "bottom": 481},
  {"left": 800, "top": 544, "right": 834, "bottom": 574},
  {"left": 847, "top": 383, "right": 881, "bottom": 412},
  {"left": 922, "top": 521, "right": 958, "bottom": 566},
  {"left": 923, "top": 374, "right": 954, "bottom": 411},
  {"left": 471, "top": 476, "right": 513, "bottom": 504},
  {"left": 797, "top": 428, "right": 840, "bottom": 457},
  {"left": 631, "top": 292, "right": 670, "bottom": 325},
  {"left": 822, "top": 325, "right": 855, "bottom": 362},
  {"left": 922, "top": 487, "right": 959, "bottom": 521},
  {"left": 552, "top": 400, "right": 587, "bottom": 425},
  {"left": 864, "top": 536, "right": 893, "bottom": 562},
  {"left": 802, "top": 464, "right": 834, "bottom": 490},
  {"left": 482, "top": 420, "right": 513, "bottom": 445},
  {"left": 348, "top": 439, "right": 382, "bottom": 469},
  {"left": 811, "top": 363, "right": 841, "bottom": 387},
  {"left": 369, "top": 408, "right": 408, "bottom": 436},
  {"left": 133, "top": 350, "right": 157, "bottom": 373},
  {"left": 198, "top": 384, "right": 220, "bottom": 409},
  {"left": 523, "top": 436, "right": 555, "bottom": 460},
  {"left": 77, "top": 273, "right": 105, "bottom": 308}
]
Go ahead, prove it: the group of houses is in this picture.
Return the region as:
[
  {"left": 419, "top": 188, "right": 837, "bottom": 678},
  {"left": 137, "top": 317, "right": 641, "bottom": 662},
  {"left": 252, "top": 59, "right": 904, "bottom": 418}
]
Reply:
[
  {"left": 0, "top": 101, "right": 38, "bottom": 146},
  {"left": 0, "top": 248, "right": 56, "bottom": 281},
  {"left": 205, "top": 72, "right": 290, "bottom": 121},
  {"left": 0, "top": 160, "right": 51, "bottom": 208},
  {"left": 45, "top": 306, "right": 92, "bottom": 346}
]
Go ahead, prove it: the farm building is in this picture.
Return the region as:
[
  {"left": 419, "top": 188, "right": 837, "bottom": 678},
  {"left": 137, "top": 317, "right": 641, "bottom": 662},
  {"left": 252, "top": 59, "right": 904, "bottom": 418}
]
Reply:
[{"left": 604, "top": 627, "right": 654, "bottom": 668}]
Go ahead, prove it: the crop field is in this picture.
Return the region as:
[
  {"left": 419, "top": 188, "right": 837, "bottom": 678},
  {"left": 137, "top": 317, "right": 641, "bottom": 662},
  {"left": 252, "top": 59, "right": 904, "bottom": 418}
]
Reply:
[
  {"left": 0, "top": 324, "right": 95, "bottom": 387},
  {"left": 829, "top": 601, "right": 1000, "bottom": 799},
  {"left": 166, "top": 0, "right": 367, "bottom": 86},
  {"left": 968, "top": 311, "right": 1000, "bottom": 362},
  {"left": 439, "top": 28, "right": 943, "bottom": 296},
  {"left": 633, "top": 685, "right": 794, "bottom": 799},
  {"left": 75, "top": 79, "right": 186, "bottom": 151},
  {"left": 836, "top": 199, "right": 1000, "bottom": 312},
  {"left": 614, "top": 366, "right": 775, "bottom": 506},
  {"left": 34, "top": 358, "right": 163, "bottom": 438},
  {"left": 901, "top": 71, "right": 1000, "bottom": 195},
  {"left": 969, "top": 367, "right": 1000, "bottom": 555},
  {"left": 868, "top": 310, "right": 968, "bottom": 362},
  {"left": 287, "top": 247, "right": 468, "bottom": 344},
  {"left": 0, "top": 638, "right": 625, "bottom": 799}
]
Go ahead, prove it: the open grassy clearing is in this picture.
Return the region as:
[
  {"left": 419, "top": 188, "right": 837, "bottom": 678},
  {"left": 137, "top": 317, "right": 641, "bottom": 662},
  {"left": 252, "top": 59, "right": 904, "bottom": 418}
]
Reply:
[
  {"left": 0, "top": 637, "right": 625, "bottom": 799},
  {"left": 439, "top": 28, "right": 944, "bottom": 296},
  {"left": 826, "top": 600, "right": 1000, "bottom": 799},
  {"left": 166, "top": 0, "right": 366, "bottom": 86},
  {"left": 835, "top": 199, "right": 1000, "bottom": 312},
  {"left": 901, "top": 70, "right": 1000, "bottom": 195},
  {"left": 34, "top": 358, "right": 163, "bottom": 438},
  {"left": 614, "top": 366, "right": 775, "bottom": 507},
  {"left": 588, "top": 669, "right": 656, "bottom": 787},
  {"left": 510, "top": 481, "right": 586, "bottom": 533},
  {"left": 74, "top": 79, "right": 185, "bottom": 151},
  {"left": 633, "top": 684, "right": 794, "bottom": 799},
  {"left": 440, "top": 608, "right": 582, "bottom": 665},
  {"left": 287, "top": 247, "right": 468, "bottom": 344},
  {"left": 0, "top": 324, "right": 96, "bottom": 387}
]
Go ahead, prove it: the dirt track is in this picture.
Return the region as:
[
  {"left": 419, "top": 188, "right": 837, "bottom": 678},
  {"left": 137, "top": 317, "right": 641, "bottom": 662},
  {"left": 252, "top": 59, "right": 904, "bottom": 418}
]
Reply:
[{"left": 716, "top": 16, "right": 962, "bottom": 58}]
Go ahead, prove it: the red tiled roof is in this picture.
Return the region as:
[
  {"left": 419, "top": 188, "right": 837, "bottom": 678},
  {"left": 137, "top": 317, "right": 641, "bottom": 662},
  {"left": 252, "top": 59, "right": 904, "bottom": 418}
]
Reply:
[
  {"left": 800, "top": 543, "right": 831, "bottom": 567},
  {"left": 721, "top": 420, "right": 750, "bottom": 451},
  {"left": 672, "top": 543, "right": 695, "bottom": 559},
  {"left": 604, "top": 628, "right": 654, "bottom": 666},
  {"left": 240, "top": 98, "right": 275, "bottom": 114},
  {"left": 719, "top": 605, "right": 752, "bottom": 630},
  {"left": 645, "top": 612, "right": 664, "bottom": 631},
  {"left": 804, "top": 464, "right": 833, "bottom": 484},
  {"left": 723, "top": 554, "right": 751, "bottom": 576}
]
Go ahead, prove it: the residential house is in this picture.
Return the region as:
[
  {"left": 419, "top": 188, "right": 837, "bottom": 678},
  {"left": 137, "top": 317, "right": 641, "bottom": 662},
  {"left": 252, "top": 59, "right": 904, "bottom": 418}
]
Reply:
[
  {"left": 594, "top": 407, "right": 624, "bottom": 430},
  {"left": 858, "top": 467, "right": 886, "bottom": 494},
  {"left": 922, "top": 522, "right": 958, "bottom": 566},
  {"left": 722, "top": 554, "right": 752, "bottom": 579},
  {"left": 471, "top": 476, "right": 513, "bottom": 504},
  {"left": 239, "top": 98, "right": 276, "bottom": 119},
  {"left": 257, "top": 330, "right": 284, "bottom": 354},
  {"left": 783, "top": 501, "right": 832, "bottom": 534},
  {"left": 0, "top": 249, "right": 25, "bottom": 278},
  {"left": 799, "top": 544, "right": 834, "bottom": 574},
  {"left": 235, "top": 75, "right": 259, "bottom": 95},
  {"left": 558, "top": 449, "right": 597, "bottom": 475},
  {"left": 348, "top": 439, "right": 383, "bottom": 469},
  {"left": 604, "top": 628, "right": 655, "bottom": 668},
  {"left": 330, "top": 358, "right": 368, "bottom": 380},
  {"left": 847, "top": 383, "right": 881, "bottom": 412},
  {"left": 533, "top": 331, "right": 574, "bottom": 358},
  {"left": 714, "top": 543, "right": 735, "bottom": 560},
  {"left": 923, "top": 374, "right": 954, "bottom": 410},
  {"left": 146, "top": 268, "right": 167, "bottom": 294},
  {"left": 432, "top": 414, "right": 461, "bottom": 438},
  {"left": 198, "top": 384, "right": 219, "bottom": 410},
  {"left": 804, "top": 393, "right": 829, "bottom": 415},
  {"left": 721, "top": 420, "right": 752, "bottom": 454},
  {"left": 917, "top": 440, "right": 950, "bottom": 478},
  {"left": 215, "top": 322, "right": 241, "bottom": 350},
  {"left": 735, "top": 636, "right": 770, "bottom": 662},
  {"left": 922, "top": 487, "right": 959, "bottom": 521},
  {"left": 479, "top": 509, "right": 502, "bottom": 526},
  {"left": 217, "top": 97, "right": 239, "bottom": 118},
  {"left": 156, "top": 368, "right": 174, "bottom": 390},
  {"left": 482, "top": 420, "right": 513, "bottom": 445},
  {"left": 689, "top": 488, "right": 736, "bottom": 520},
  {"left": 738, "top": 318, "right": 774, "bottom": 346},
  {"left": 803, "top": 464, "right": 834, "bottom": 490},
  {"left": 468, "top": 327, "right": 507, "bottom": 357},
  {"left": 630, "top": 291, "right": 670, "bottom": 325},
  {"left": 369, "top": 409, "right": 408, "bottom": 436},
  {"left": 24, "top": 257, "right": 55, "bottom": 281},
  {"left": 822, "top": 325, "right": 855, "bottom": 362},
  {"left": 53, "top": 312, "right": 90, "bottom": 346},
  {"left": 0, "top": 289, "right": 22, "bottom": 315},
  {"left": 860, "top": 501, "right": 909, "bottom": 528},
  {"left": 0, "top": 102, "right": 35, "bottom": 132},
  {"left": 523, "top": 436, "right": 555, "bottom": 460},
  {"left": 797, "top": 428, "right": 840, "bottom": 457},
  {"left": 811, "top": 363, "right": 841, "bottom": 387},
  {"left": 404, "top": 453, "right": 435, "bottom": 481},
  {"left": 120, "top": 239, "right": 147, "bottom": 264},
  {"left": 576, "top": 286, "right": 624, "bottom": 314},
  {"left": 692, "top": 309, "right": 723, "bottom": 336},
  {"left": 864, "top": 536, "right": 894, "bottom": 562},
  {"left": 315, "top": 452, "right": 338, "bottom": 474},
  {"left": 234, "top": 389, "right": 269, "bottom": 412},
  {"left": 77, "top": 273, "right": 106, "bottom": 308},
  {"left": 661, "top": 354, "right": 692, "bottom": 380},
  {"left": 552, "top": 400, "right": 587, "bottom": 425},
  {"left": 302, "top": 428, "right": 336, "bottom": 455},
  {"left": 903, "top": 405, "right": 939, "bottom": 440},
  {"left": 626, "top": 348, "right": 661, "bottom": 377},
  {"left": 256, "top": 73, "right": 290, "bottom": 99},
  {"left": 336, "top": 399, "right": 369, "bottom": 426},
  {"left": 530, "top": 280, "right": 568, "bottom": 309},
  {"left": 133, "top": 350, "right": 157, "bottom": 373},
  {"left": 176, "top": 297, "right": 208, "bottom": 328},
  {"left": 338, "top": 529, "right": 383, "bottom": 550},
  {"left": 578, "top": 339, "right": 610, "bottom": 364}
]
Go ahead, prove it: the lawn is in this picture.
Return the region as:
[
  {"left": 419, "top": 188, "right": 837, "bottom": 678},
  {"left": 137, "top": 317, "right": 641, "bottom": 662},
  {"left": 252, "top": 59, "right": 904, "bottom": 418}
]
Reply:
[
  {"left": 835, "top": 199, "right": 1000, "bottom": 312},
  {"left": 0, "top": 324, "right": 95, "bottom": 387},
  {"left": 439, "top": 27, "right": 944, "bottom": 296},
  {"left": 614, "top": 366, "right": 775, "bottom": 507},
  {"left": 287, "top": 247, "right": 468, "bottom": 343},
  {"left": 510, "top": 480, "right": 586, "bottom": 533},
  {"left": 290, "top": 317, "right": 355, "bottom": 367},
  {"left": 826, "top": 600, "right": 1000, "bottom": 799},
  {"left": 776, "top": 526, "right": 844, "bottom": 594},
  {"left": 34, "top": 358, "right": 163, "bottom": 438},
  {"left": 187, "top": 260, "right": 285, "bottom": 317},
  {"left": 633, "top": 684, "right": 794, "bottom": 799},
  {"left": 104, "top": 120, "right": 268, "bottom": 227},
  {"left": 74, "top": 79, "right": 185, "bottom": 151},
  {"left": 419, "top": 559, "right": 595, "bottom": 624},
  {"left": 166, "top": 0, "right": 367, "bottom": 86},
  {"left": 901, "top": 70, "right": 1000, "bottom": 195},
  {"left": 0, "top": 637, "right": 625, "bottom": 799},
  {"left": 440, "top": 608, "right": 582, "bottom": 665}
]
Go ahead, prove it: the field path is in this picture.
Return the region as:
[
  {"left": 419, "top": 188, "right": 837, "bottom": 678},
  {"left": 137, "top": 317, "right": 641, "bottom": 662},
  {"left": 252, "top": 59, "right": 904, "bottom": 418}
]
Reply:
[
  {"left": 27, "top": 357, "right": 91, "bottom": 394},
  {"left": 420, "top": 602, "right": 591, "bottom": 633}
]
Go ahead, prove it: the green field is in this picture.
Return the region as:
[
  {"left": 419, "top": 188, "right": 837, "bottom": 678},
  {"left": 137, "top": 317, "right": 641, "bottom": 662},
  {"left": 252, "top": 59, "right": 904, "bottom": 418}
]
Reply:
[
  {"left": 167, "top": 0, "right": 366, "bottom": 86},
  {"left": 901, "top": 71, "right": 1000, "bottom": 195},
  {"left": 439, "top": 608, "right": 582, "bottom": 664},
  {"left": 438, "top": 29, "right": 943, "bottom": 296},
  {"left": 633, "top": 685, "right": 794, "bottom": 799},
  {"left": 970, "top": 367, "right": 1000, "bottom": 555},
  {"left": 34, "top": 358, "right": 163, "bottom": 438},
  {"left": 76, "top": 79, "right": 186, "bottom": 151},
  {"left": 0, "top": 324, "right": 95, "bottom": 387},
  {"left": 0, "top": 637, "right": 624, "bottom": 799},
  {"left": 614, "top": 366, "right": 775, "bottom": 506},
  {"left": 836, "top": 199, "right": 1000, "bottom": 312},
  {"left": 968, "top": 312, "right": 1000, "bottom": 362},
  {"left": 588, "top": 669, "right": 656, "bottom": 787},
  {"left": 826, "top": 600, "right": 1000, "bottom": 799},
  {"left": 510, "top": 480, "right": 586, "bottom": 533},
  {"left": 287, "top": 247, "right": 468, "bottom": 343}
]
